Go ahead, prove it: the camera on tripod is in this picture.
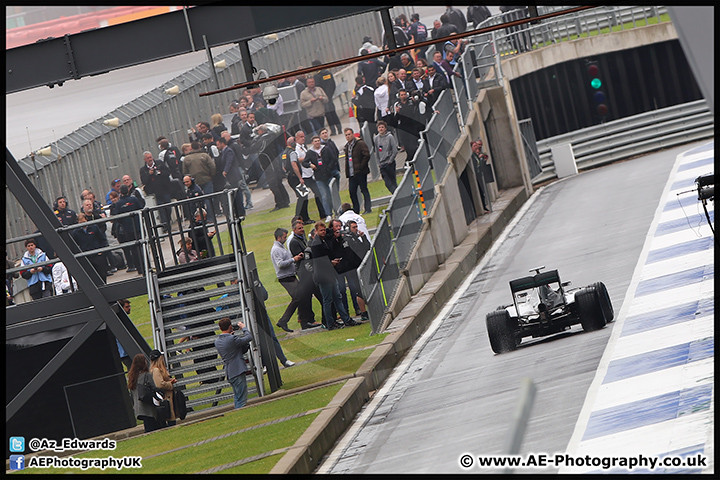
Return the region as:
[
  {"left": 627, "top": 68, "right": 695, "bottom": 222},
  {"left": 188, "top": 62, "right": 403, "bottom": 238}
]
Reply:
[{"left": 696, "top": 173, "right": 714, "bottom": 202}]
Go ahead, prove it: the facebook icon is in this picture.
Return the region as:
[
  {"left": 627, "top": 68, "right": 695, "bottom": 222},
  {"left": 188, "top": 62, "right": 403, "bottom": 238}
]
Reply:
[{"left": 10, "top": 455, "right": 25, "bottom": 470}]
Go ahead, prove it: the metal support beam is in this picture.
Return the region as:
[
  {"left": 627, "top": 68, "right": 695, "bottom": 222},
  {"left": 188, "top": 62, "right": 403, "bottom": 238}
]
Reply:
[
  {"left": 5, "top": 148, "right": 150, "bottom": 418},
  {"left": 380, "top": 9, "right": 397, "bottom": 51},
  {"left": 6, "top": 277, "right": 147, "bottom": 325},
  {"left": 6, "top": 5, "right": 389, "bottom": 93},
  {"left": 6, "top": 319, "right": 103, "bottom": 421},
  {"left": 237, "top": 41, "right": 255, "bottom": 86}
]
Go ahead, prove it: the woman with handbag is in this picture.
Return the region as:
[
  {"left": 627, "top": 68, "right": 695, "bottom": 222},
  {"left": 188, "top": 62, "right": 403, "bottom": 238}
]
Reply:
[
  {"left": 127, "top": 354, "right": 163, "bottom": 433},
  {"left": 150, "top": 349, "right": 177, "bottom": 427}
]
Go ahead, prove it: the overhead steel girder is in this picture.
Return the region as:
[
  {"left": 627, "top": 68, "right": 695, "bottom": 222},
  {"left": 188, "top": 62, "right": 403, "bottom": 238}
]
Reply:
[
  {"left": 6, "top": 277, "right": 148, "bottom": 325},
  {"left": 6, "top": 4, "right": 391, "bottom": 94}
]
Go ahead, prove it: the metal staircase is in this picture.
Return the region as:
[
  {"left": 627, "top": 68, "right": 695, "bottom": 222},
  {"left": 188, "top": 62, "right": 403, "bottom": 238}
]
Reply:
[{"left": 140, "top": 191, "right": 271, "bottom": 412}]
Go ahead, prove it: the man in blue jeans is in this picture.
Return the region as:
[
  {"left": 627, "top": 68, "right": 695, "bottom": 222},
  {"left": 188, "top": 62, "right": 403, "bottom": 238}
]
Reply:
[
  {"left": 310, "top": 221, "right": 358, "bottom": 330},
  {"left": 343, "top": 128, "right": 372, "bottom": 214},
  {"left": 303, "top": 135, "right": 335, "bottom": 222},
  {"left": 214, "top": 317, "right": 253, "bottom": 408}
]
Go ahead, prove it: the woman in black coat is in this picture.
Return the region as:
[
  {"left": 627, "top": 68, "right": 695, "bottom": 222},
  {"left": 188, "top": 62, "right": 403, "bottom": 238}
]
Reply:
[{"left": 127, "top": 354, "right": 162, "bottom": 433}]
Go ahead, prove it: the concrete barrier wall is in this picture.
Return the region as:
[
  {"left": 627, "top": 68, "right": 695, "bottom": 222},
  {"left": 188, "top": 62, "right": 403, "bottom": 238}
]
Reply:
[{"left": 376, "top": 84, "right": 534, "bottom": 328}]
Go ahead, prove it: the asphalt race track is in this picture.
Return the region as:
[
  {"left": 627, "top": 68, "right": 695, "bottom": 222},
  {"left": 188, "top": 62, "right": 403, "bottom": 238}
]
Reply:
[{"left": 320, "top": 141, "right": 708, "bottom": 474}]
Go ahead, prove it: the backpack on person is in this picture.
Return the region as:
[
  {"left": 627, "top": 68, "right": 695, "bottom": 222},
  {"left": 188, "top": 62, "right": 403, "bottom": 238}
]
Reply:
[{"left": 173, "top": 388, "right": 188, "bottom": 420}]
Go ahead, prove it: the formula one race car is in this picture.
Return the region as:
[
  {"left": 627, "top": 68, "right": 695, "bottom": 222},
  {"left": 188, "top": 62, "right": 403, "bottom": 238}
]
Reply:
[{"left": 486, "top": 267, "right": 614, "bottom": 354}]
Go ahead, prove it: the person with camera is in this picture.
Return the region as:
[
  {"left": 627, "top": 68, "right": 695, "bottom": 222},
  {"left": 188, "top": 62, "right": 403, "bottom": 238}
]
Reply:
[
  {"left": 328, "top": 219, "right": 365, "bottom": 324},
  {"left": 271, "top": 227, "right": 307, "bottom": 333},
  {"left": 214, "top": 317, "right": 253, "bottom": 409},
  {"left": 310, "top": 221, "right": 355, "bottom": 330},
  {"left": 288, "top": 220, "right": 323, "bottom": 330},
  {"left": 139, "top": 151, "right": 172, "bottom": 233},
  {"left": 471, "top": 139, "right": 493, "bottom": 213},
  {"left": 248, "top": 123, "right": 291, "bottom": 212},
  {"left": 304, "top": 135, "right": 336, "bottom": 222}
]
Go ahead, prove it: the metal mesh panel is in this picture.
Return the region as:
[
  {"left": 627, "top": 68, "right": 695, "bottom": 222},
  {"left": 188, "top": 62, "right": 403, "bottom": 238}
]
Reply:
[{"left": 358, "top": 215, "right": 400, "bottom": 335}]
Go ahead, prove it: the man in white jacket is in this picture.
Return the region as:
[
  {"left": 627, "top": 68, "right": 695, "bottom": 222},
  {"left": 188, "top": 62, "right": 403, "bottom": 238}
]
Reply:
[{"left": 52, "top": 261, "right": 77, "bottom": 295}]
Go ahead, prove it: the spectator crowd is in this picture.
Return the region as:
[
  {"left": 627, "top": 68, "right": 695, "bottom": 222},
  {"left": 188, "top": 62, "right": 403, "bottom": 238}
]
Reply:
[{"left": 8, "top": 6, "right": 499, "bottom": 417}]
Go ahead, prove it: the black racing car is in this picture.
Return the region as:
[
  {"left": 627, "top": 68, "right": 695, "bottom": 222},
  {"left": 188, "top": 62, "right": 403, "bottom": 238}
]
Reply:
[{"left": 486, "top": 267, "right": 614, "bottom": 354}]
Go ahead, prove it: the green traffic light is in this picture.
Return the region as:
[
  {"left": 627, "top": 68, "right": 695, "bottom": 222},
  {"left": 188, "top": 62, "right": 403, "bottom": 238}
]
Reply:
[{"left": 591, "top": 78, "right": 602, "bottom": 89}]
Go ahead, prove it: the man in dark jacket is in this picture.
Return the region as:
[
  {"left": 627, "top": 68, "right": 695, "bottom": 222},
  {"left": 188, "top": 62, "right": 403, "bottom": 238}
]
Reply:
[
  {"left": 115, "top": 185, "right": 144, "bottom": 274},
  {"left": 445, "top": 6, "right": 467, "bottom": 32},
  {"left": 303, "top": 135, "right": 336, "bottom": 220},
  {"left": 309, "top": 221, "right": 353, "bottom": 330},
  {"left": 389, "top": 88, "right": 425, "bottom": 162},
  {"left": 183, "top": 175, "right": 205, "bottom": 222},
  {"left": 352, "top": 76, "right": 377, "bottom": 136},
  {"left": 343, "top": 128, "right": 372, "bottom": 214},
  {"left": 312, "top": 60, "right": 342, "bottom": 136},
  {"left": 221, "top": 131, "right": 253, "bottom": 210},
  {"left": 287, "top": 220, "right": 322, "bottom": 329},
  {"left": 357, "top": 53, "right": 386, "bottom": 91},
  {"left": 247, "top": 124, "right": 290, "bottom": 212},
  {"left": 215, "top": 136, "right": 246, "bottom": 218},
  {"left": 53, "top": 196, "right": 78, "bottom": 226},
  {"left": 433, "top": 14, "right": 459, "bottom": 53},
  {"left": 214, "top": 317, "right": 253, "bottom": 409},
  {"left": 424, "top": 64, "right": 449, "bottom": 112},
  {"left": 139, "top": 151, "right": 172, "bottom": 233},
  {"left": 467, "top": 5, "right": 492, "bottom": 29}
]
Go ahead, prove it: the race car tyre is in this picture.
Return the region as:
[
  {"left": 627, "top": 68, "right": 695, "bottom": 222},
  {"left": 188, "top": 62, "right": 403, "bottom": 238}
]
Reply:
[
  {"left": 591, "top": 282, "right": 614, "bottom": 323},
  {"left": 577, "top": 286, "right": 605, "bottom": 332},
  {"left": 486, "top": 309, "right": 518, "bottom": 354}
]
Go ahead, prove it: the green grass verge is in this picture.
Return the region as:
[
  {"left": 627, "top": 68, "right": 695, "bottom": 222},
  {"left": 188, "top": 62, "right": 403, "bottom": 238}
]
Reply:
[{"left": 22, "top": 382, "right": 344, "bottom": 474}]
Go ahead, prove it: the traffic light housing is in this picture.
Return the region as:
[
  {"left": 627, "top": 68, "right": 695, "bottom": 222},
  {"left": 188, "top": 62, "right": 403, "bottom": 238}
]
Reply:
[{"left": 585, "top": 59, "right": 608, "bottom": 120}]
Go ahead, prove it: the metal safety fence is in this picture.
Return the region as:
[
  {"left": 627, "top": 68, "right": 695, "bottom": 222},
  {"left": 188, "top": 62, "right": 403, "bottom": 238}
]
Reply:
[
  {"left": 532, "top": 99, "right": 714, "bottom": 184},
  {"left": 359, "top": 90, "right": 459, "bottom": 334}
]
